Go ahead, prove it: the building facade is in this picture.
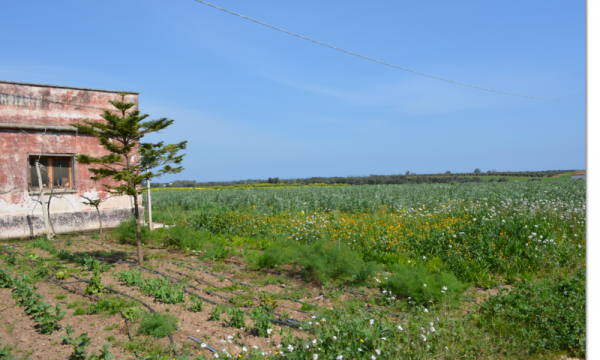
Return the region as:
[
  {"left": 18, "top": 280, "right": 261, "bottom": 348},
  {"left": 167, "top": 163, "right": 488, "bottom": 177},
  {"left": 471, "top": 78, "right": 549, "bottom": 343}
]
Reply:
[
  {"left": 571, "top": 170, "right": 586, "bottom": 180},
  {"left": 0, "top": 80, "right": 142, "bottom": 239}
]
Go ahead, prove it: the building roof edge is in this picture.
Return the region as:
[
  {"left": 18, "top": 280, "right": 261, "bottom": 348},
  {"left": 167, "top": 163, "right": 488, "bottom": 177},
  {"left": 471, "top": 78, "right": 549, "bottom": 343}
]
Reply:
[{"left": 0, "top": 80, "right": 139, "bottom": 95}]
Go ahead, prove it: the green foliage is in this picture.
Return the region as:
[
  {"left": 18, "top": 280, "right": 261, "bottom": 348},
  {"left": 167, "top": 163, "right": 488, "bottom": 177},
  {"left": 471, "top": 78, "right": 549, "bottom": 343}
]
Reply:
[
  {"left": 117, "top": 269, "right": 144, "bottom": 287},
  {"left": 122, "top": 307, "right": 141, "bottom": 321},
  {"left": 140, "top": 277, "right": 185, "bottom": 304},
  {"left": 8, "top": 271, "right": 64, "bottom": 334},
  {"left": 113, "top": 219, "right": 150, "bottom": 245},
  {"left": 189, "top": 297, "right": 203, "bottom": 312},
  {"left": 161, "top": 226, "right": 204, "bottom": 251},
  {"left": 198, "top": 244, "right": 230, "bottom": 262},
  {"left": 228, "top": 294, "right": 253, "bottom": 307},
  {"left": 294, "top": 241, "right": 368, "bottom": 284},
  {"left": 88, "top": 297, "right": 137, "bottom": 316},
  {"left": 74, "top": 308, "right": 86, "bottom": 316},
  {"left": 227, "top": 307, "right": 245, "bottom": 329},
  {"left": 210, "top": 305, "right": 225, "bottom": 321},
  {"left": 54, "top": 269, "right": 68, "bottom": 280},
  {"left": 35, "top": 304, "right": 66, "bottom": 334},
  {"left": 258, "top": 294, "right": 278, "bottom": 313},
  {"left": 246, "top": 245, "right": 293, "bottom": 270},
  {"left": 85, "top": 262, "right": 104, "bottom": 295},
  {"left": 385, "top": 264, "right": 469, "bottom": 306},
  {"left": 250, "top": 306, "right": 272, "bottom": 337},
  {"left": 138, "top": 313, "right": 178, "bottom": 339},
  {"left": 425, "top": 256, "right": 444, "bottom": 273},
  {"left": 479, "top": 269, "right": 585, "bottom": 358}
]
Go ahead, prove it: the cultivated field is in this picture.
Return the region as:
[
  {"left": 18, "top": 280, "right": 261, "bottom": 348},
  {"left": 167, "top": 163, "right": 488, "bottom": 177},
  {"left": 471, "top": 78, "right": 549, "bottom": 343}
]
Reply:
[{"left": 0, "top": 181, "right": 585, "bottom": 359}]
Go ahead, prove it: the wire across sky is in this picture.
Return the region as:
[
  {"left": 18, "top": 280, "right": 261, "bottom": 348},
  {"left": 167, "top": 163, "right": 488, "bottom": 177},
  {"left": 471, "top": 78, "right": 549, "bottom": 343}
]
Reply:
[{"left": 193, "top": 0, "right": 584, "bottom": 102}]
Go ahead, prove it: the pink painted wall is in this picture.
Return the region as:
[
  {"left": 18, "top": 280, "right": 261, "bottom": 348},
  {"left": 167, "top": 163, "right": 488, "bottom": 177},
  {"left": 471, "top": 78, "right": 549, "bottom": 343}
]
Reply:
[{"left": 0, "top": 82, "right": 142, "bottom": 236}]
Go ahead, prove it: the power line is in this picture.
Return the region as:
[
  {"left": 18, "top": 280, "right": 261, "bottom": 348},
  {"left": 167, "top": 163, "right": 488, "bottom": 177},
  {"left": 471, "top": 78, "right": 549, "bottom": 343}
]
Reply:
[{"left": 192, "top": 0, "right": 584, "bottom": 102}]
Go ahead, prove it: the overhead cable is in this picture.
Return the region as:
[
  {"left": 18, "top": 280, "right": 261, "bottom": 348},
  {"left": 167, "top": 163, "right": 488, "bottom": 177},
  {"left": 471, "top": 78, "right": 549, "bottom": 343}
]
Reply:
[{"left": 192, "top": 0, "right": 583, "bottom": 102}]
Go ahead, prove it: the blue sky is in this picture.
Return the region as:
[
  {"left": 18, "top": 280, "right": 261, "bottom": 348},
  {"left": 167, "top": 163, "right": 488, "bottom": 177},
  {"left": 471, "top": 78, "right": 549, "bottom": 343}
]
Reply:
[{"left": 1, "top": 0, "right": 585, "bottom": 182}]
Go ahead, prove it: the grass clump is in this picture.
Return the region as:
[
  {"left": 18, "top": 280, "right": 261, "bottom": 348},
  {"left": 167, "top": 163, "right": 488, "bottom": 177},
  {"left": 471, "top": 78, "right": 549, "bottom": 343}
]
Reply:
[
  {"left": 189, "top": 297, "right": 203, "bottom": 312},
  {"left": 138, "top": 313, "right": 178, "bottom": 339},
  {"left": 385, "top": 264, "right": 469, "bottom": 306},
  {"left": 478, "top": 269, "right": 585, "bottom": 358},
  {"left": 113, "top": 219, "right": 150, "bottom": 245}
]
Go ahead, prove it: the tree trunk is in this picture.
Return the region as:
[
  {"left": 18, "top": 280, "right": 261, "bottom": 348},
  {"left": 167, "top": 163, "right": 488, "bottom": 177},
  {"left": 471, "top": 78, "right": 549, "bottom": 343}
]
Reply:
[
  {"left": 96, "top": 205, "right": 103, "bottom": 234},
  {"left": 133, "top": 194, "right": 144, "bottom": 266},
  {"left": 35, "top": 161, "right": 52, "bottom": 239}
]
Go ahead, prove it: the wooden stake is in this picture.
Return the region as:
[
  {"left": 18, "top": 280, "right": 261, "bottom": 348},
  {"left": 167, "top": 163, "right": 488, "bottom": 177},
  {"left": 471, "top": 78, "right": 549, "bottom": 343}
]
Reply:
[{"left": 147, "top": 167, "right": 153, "bottom": 231}]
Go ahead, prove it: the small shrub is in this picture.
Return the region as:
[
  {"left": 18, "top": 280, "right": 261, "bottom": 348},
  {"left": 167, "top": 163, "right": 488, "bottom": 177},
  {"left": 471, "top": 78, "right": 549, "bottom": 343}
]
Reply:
[
  {"left": 161, "top": 226, "right": 204, "bottom": 250},
  {"left": 385, "top": 264, "right": 469, "bottom": 306},
  {"left": 250, "top": 306, "right": 272, "bottom": 337},
  {"left": 113, "top": 219, "right": 150, "bottom": 245},
  {"left": 227, "top": 307, "right": 245, "bottom": 329},
  {"left": 210, "top": 305, "right": 225, "bottom": 321},
  {"left": 294, "top": 241, "right": 366, "bottom": 284},
  {"left": 138, "top": 313, "right": 178, "bottom": 339},
  {"left": 198, "top": 244, "right": 230, "bottom": 262}
]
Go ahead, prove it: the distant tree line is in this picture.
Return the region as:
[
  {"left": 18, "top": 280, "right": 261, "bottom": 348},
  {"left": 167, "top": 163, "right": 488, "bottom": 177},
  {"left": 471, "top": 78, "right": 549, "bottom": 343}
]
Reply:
[
  {"left": 157, "top": 170, "right": 571, "bottom": 188},
  {"left": 151, "top": 169, "right": 573, "bottom": 188}
]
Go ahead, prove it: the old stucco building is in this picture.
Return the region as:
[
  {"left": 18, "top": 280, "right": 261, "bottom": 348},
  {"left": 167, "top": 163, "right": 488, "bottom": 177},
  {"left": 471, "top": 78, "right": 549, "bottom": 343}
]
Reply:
[{"left": 0, "top": 80, "right": 142, "bottom": 239}]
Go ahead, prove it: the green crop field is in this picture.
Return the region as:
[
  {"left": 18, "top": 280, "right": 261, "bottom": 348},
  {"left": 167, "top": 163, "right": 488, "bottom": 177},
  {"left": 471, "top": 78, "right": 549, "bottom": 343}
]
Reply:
[{"left": 0, "top": 180, "right": 584, "bottom": 359}]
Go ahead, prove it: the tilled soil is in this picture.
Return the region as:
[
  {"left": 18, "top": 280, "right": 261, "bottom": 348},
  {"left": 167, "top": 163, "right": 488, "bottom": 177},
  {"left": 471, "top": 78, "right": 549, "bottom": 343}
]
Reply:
[{"left": 1, "top": 236, "right": 383, "bottom": 358}]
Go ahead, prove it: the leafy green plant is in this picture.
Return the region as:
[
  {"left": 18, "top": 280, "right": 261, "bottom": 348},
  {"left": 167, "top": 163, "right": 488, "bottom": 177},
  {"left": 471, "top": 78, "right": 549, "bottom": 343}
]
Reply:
[
  {"left": 250, "top": 306, "right": 271, "bottom": 337},
  {"left": 122, "top": 307, "right": 141, "bottom": 321},
  {"left": 227, "top": 307, "right": 245, "bottom": 329},
  {"left": 35, "top": 304, "right": 66, "bottom": 334},
  {"left": 117, "top": 270, "right": 143, "bottom": 287},
  {"left": 189, "top": 297, "right": 203, "bottom": 312},
  {"left": 85, "top": 262, "right": 104, "bottom": 295},
  {"left": 210, "top": 305, "right": 225, "bottom": 321},
  {"left": 138, "top": 313, "right": 178, "bottom": 339},
  {"left": 141, "top": 277, "right": 185, "bottom": 304}
]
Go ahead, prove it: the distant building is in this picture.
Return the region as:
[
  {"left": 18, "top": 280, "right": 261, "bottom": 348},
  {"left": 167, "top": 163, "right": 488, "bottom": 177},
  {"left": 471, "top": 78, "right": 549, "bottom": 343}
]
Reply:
[
  {"left": 0, "top": 80, "right": 142, "bottom": 239},
  {"left": 571, "top": 170, "right": 586, "bottom": 180}
]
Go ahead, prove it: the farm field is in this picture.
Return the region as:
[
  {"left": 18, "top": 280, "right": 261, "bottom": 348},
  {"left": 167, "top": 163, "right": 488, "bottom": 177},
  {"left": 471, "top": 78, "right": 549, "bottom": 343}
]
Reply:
[{"left": 0, "top": 181, "right": 585, "bottom": 359}]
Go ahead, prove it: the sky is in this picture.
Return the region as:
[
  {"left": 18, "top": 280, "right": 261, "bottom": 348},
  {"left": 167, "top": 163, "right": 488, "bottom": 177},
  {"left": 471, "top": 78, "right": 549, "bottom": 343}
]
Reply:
[{"left": 0, "top": 0, "right": 586, "bottom": 182}]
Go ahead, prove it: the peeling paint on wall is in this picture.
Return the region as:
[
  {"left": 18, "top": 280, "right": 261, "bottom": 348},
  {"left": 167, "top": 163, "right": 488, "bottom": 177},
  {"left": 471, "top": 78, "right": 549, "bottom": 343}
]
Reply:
[{"left": 0, "top": 81, "right": 142, "bottom": 239}]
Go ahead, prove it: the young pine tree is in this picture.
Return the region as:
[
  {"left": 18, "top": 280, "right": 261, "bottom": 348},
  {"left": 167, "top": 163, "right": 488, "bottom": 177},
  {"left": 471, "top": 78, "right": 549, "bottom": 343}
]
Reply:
[{"left": 71, "top": 93, "right": 186, "bottom": 265}]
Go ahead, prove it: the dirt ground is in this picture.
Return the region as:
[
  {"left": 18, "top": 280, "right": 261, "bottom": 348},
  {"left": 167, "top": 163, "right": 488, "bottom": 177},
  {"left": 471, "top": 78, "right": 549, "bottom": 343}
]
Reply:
[{"left": 0, "top": 235, "right": 379, "bottom": 359}]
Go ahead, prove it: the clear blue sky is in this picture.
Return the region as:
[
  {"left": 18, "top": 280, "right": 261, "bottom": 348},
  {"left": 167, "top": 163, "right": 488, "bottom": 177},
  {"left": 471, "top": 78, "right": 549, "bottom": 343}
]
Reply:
[{"left": 1, "top": 0, "right": 585, "bottom": 182}]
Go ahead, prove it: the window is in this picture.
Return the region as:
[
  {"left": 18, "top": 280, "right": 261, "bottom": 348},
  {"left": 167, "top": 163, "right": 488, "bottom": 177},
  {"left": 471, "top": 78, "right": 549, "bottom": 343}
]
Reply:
[{"left": 28, "top": 154, "right": 76, "bottom": 192}]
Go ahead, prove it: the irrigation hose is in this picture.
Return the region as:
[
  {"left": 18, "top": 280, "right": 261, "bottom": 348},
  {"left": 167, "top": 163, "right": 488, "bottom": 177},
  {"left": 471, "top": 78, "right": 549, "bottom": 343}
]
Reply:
[{"left": 119, "top": 260, "right": 301, "bottom": 329}]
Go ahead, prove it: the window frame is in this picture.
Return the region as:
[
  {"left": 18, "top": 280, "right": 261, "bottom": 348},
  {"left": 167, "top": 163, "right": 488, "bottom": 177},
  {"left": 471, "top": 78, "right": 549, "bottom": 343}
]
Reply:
[{"left": 27, "top": 153, "right": 77, "bottom": 193}]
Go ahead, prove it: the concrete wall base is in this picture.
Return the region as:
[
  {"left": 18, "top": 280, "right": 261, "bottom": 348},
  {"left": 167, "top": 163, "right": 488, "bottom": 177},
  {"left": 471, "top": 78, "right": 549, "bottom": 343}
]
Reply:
[{"left": 0, "top": 207, "right": 144, "bottom": 240}]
